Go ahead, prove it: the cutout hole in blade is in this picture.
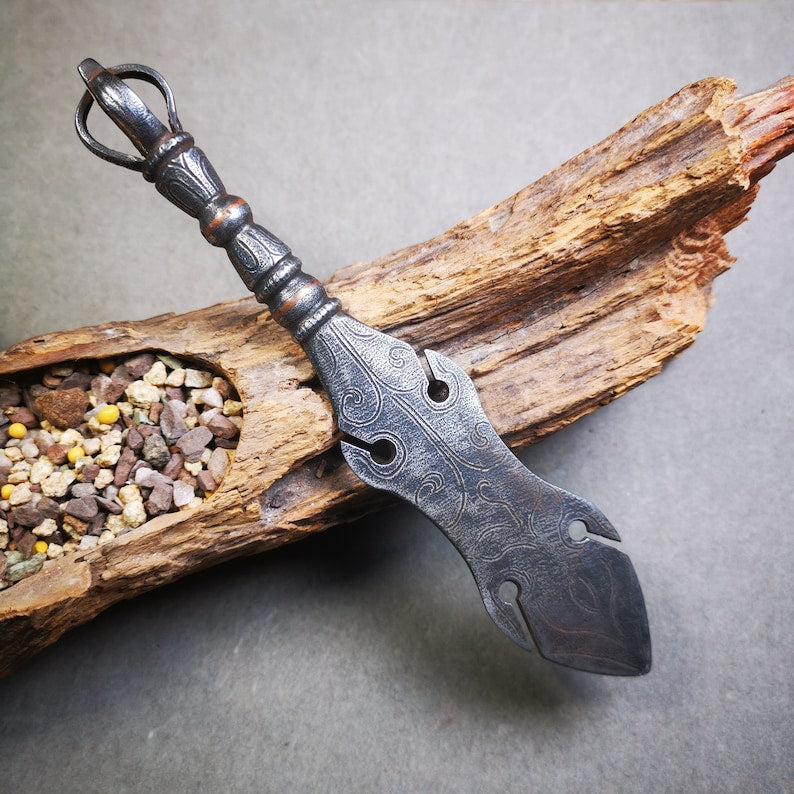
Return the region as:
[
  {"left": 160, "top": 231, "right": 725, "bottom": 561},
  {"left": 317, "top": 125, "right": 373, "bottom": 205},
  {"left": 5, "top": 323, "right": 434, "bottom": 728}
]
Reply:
[
  {"left": 568, "top": 519, "right": 588, "bottom": 542},
  {"left": 426, "top": 379, "right": 449, "bottom": 403},
  {"left": 344, "top": 435, "right": 397, "bottom": 465},
  {"left": 497, "top": 579, "right": 535, "bottom": 652}
]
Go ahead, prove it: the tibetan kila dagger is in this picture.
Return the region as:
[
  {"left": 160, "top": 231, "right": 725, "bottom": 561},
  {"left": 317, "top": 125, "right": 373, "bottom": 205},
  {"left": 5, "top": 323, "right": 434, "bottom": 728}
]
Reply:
[{"left": 75, "top": 59, "right": 651, "bottom": 676}]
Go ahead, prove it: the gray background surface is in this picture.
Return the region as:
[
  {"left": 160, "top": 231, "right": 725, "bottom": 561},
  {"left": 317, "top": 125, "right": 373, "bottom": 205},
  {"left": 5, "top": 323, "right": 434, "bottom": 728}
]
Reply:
[{"left": 0, "top": 1, "right": 791, "bottom": 792}]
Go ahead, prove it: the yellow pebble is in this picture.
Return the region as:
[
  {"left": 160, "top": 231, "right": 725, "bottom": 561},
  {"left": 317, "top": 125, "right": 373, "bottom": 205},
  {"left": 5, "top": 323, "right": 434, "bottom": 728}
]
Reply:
[
  {"left": 67, "top": 446, "right": 85, "bottom": 464},
  {"left": 0, "top": 483, "right": 14, "bottom": 500},
  {"left": 33, "top": 540, "right": 49, "bottom": 555},
  {"left": 98, "top": 358, "right": 116, "bottom": 374},
  {"left": 7, "top": 422, "right": 27, "bottom": 439},
  {"left": 96, "top": 404, "right": 120, "bottom": 425}
]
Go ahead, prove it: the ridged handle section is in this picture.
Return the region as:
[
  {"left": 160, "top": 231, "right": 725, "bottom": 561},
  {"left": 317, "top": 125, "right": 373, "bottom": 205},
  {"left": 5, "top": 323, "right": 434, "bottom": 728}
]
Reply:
[
  {"left": 76, "top": 60, "right": 339, "bottom": 344},
  {"left": 147, "top": 138, "right": 340, "bottom": 343}
]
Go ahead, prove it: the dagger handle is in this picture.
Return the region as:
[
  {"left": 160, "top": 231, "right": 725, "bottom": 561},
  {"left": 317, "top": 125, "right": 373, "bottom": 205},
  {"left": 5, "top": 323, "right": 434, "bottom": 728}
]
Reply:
[{"left": 75, "top": 59, "right": 340, "bottom": 344}]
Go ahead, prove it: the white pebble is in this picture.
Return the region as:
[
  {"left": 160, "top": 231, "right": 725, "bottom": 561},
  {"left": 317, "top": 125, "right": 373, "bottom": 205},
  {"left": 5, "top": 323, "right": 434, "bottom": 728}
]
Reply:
[
  {"left": 183, "top": 460, "right": 202, "bottom": 476},
  {"left": 41, "top": 470, "right": 76, "bottom": 498},
  {"left": 21, "top": 440, "right": 40, "bottom": 459},
  {"left": 96, "top": 445, "right": 122, "bottom": 467},
  {"left": 106, "top": 514, "right": 125, "bottom": 533},
  {"left": 207, "top": 447, "right": 230, "bottom": 482},
  {"left": 117, "top": 401, "right": 134, "bottom": 416},
  {"left": 4, "top": 447, "right": 23, "bottom": 463},
  {"left": 74, "top": 456, "right": 94, "bottom": 471},
  {"left": 185, "top": 368, "right": 212, "bottom": 388},
  {"left": 60, "top": 429, "right": 85, "bottom": 447},
  {"left": 165, "top": 367, "right": 186, "bottom": 387},
  {"left": 200, "top": 448, "right": 212, "bottom": 465},
  {"left": 198, "top": 407, "right": 220, "bottom": 427},
  {"left": 144, "top": 360, "right": 167, "bottom": 386},
  {"left": 98, "top": 529, "right": 115, "bottom": 545},
  {"left": 187, "top": 496, "right": 203, "bottom": 510},
  {"left": 0, "top": 451, "right": 12, "bottom": 471},
  {"left": 93, "top": 469, "right": 114, "bottom": 490},
  {"left": 100, "top": 429, "right": 122, "bottom": 451},
  {"left": 201, "top": 387, "right": 224, "bottom": 408},
  {"left": 33, "top": 518, "right": 58, "bottom": 537},
  {"left": 172, "top": 480, "right": 195, "bottom": 507},
  {"left": 31, "top": 429, "right": 54, "bottom": 448},
  {"left": 8, "top": 483, "right": 32, "bottom": 506},
  {"left": 118, "top": 484, "right": 142, "bottom": 504},
  {"left": 46, "top": 542, "right": 64, "bottom": 559},
  {"left": 78, "top": 535, "right": 99, "bottom": 551},
  {"left": 82, "top": 437, "right": 102, "bottom": 455},
  {"left": 122, "top": 500, "right": 147, "bottom": 527},
  {"left": 125, "top": 380, "right": 162, "bottom": 409},
  {"left": 8, "top": 469, "right": 31, "bottom": 485}
]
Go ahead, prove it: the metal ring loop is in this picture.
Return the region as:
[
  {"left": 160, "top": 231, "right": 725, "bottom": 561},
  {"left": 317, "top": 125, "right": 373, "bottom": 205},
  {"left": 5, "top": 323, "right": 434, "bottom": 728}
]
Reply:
[{"left": 75, "top": 63, "right": 182, "bottom": 171}]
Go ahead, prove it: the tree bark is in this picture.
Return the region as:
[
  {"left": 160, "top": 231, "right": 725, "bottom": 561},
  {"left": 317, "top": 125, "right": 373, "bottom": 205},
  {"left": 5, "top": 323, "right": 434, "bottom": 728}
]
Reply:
[{"left": 0, "top": 76, "right": 791, "bottom": 677}]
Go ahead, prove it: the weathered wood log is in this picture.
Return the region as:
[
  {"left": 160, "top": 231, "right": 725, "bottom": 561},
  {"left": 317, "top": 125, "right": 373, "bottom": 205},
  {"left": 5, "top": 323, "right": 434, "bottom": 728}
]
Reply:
[{"left": 0, "top": 76, "right": 791, "bottom": 676}]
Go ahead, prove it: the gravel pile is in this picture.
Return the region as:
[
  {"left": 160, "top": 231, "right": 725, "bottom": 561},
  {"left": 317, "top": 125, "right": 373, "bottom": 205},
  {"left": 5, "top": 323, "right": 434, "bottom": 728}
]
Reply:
[{"left": 0, "top": 353, "right": 241, "bottom": 589}]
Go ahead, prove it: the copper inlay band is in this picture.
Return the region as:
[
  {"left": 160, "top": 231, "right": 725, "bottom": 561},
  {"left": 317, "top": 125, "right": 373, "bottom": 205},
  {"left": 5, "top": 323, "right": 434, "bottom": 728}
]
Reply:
[
  {"left": 204, "top": 196, "right": 249, "bottom": 237},
  {"left": 272, "top": 279, "right": 321, "bottom": 323}
]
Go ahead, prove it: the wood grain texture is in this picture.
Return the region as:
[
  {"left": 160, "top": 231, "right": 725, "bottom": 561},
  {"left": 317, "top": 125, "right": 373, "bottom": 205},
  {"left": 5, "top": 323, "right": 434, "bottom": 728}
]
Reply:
[{"left": 0, "top": 76, "right": 791, "bottom": 676}]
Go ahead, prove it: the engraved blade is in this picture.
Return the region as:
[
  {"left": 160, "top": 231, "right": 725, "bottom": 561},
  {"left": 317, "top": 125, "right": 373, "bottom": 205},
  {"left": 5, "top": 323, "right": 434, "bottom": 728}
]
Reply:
[
  {"left": 75, "top": 59, "right": 650, "bottom": 675},
  {"left": 305, "top": 314, "right": 651, "bottom": 675}
]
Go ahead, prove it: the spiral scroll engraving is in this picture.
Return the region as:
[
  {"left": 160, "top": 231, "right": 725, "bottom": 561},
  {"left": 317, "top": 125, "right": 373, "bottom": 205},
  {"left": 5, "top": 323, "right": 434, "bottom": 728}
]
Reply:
[{"left": 305, "top": 314, "right": 651, "bottom": 675}]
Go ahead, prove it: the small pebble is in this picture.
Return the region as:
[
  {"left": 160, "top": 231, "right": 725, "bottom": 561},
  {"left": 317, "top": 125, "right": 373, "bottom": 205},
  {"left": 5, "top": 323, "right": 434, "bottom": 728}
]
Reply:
[
  {"left": 66, "top": 446, "right": 85, "bottom": 465},
  {"left": 6, "top": 553, "right": 45, "bottom": 582},
  {"left": 184, "top": 369, "right": 212, "bottom": 388},
  {"left": 34, "top": 388, "right": 90, "bottom": 429},
  {"left": 125, "top": 380, "right": 161, "bottom": 410},
  {"left": 143, "top": 361, "right": 167, "bottom": 386},
  {"left": 176, "top": 426, "right": 213, "bottom": 461},
  {"left": 65, "top": 497, "right": 99, "bottom": 521},
  {"left": 96, "top": 445, "right": 122, "bottom": 467},
  {"left": 12, "top": 505, "right": 43, "bottom": 528},
  {"left": 196, "top": 470, "right": 217, "bottom": 494},
  {"left": 93, "top": 469, "right": 114, "bottom": 490},
  {"left": 122, "top": 500, "right": 147, "bottom": 527},
  {"left": 78, "top": 535, "right": 99, "bottom": 550},
  {"left": 142, "top": 434, "right": 170, "bottom": 470},
  {"left": 124, "top": 354, "right": 156, "bottom": 378},
  {"left": 165, "top": 368, "right": 186, "bottom": 387},
  {"left": 8, "top": 482, "right": 32, "bottom": 506},
  {"left": 41, "top": 470, "right": 76, "bottom": 498},
  {"left": 71, "top": 483, "right": 97, "bottom": 498},
  {"left": 7, "top": 423, "right": 27, "bottom": 439},
  {"left": 32, "top": 518, "right": 58, "bottom": 537},
  {"left": 94, "top": 495, "right": 123, "bottom": 515},
  {"left": 172, "top": 480, "right": 195, "bottom": 508},
  {"left": 114, "top": 447, "right": 136, "bottom": 487}
]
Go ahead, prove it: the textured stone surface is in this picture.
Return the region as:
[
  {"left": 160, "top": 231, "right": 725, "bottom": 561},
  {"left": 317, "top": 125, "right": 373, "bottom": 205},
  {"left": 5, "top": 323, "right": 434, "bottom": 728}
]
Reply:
[{"left": 34, "top": 388, "right": 89, "bottom": 429}]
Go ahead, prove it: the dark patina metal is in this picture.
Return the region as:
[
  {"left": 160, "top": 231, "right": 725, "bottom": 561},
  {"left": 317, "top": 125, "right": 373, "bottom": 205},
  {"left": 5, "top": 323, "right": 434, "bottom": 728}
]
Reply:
[{"left": 76, "top": 59, "right": 651, "bottom": 675}]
